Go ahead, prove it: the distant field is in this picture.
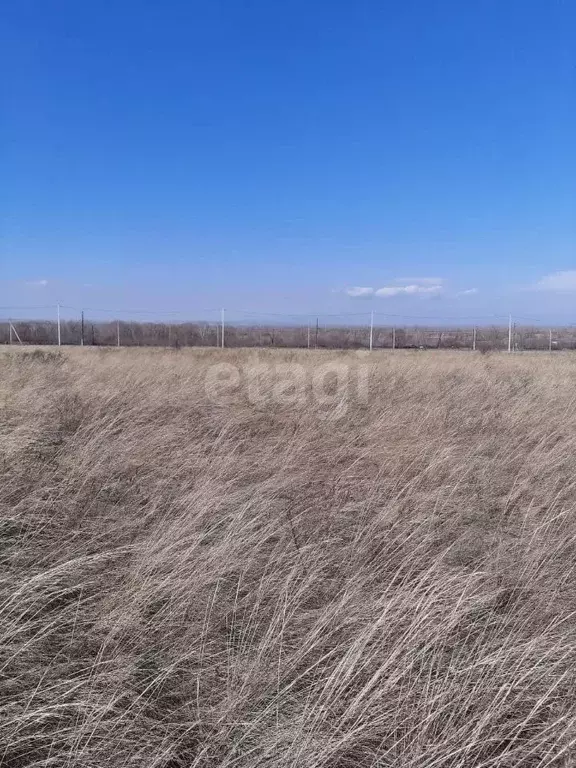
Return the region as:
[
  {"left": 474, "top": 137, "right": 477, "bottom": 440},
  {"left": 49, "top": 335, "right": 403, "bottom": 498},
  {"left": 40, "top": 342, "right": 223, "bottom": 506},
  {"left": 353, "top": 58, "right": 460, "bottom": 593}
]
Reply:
[{"left": 2, "top": 347, "right": 576, "bottom": 766}]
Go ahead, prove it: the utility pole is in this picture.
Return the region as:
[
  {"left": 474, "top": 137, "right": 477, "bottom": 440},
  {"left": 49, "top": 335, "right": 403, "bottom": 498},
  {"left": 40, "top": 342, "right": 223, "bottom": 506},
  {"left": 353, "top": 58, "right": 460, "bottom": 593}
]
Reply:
[
  {"left": 57, "top": 303, "right": 61, "bottom": 346},
  {"left": 369, "top": 310, "right": 374, "bottom": 352},
  {"left": 472, "top": 326, "right": 477, "bottom": 352},
  {"left": 81, "top": 311, "right": 85, "bottom": 346},
  {"left": 9, "top": 320, "right": 13, "bottom": 345},
  {"left": 508, "top": 314, "right": 512, "bottom": 353},
  {"left": 549, "top": 329, "right": 553, "bottom": 353},
  {"left": 221, "top": 308, "right": 225, "bottom": 349},
  {"left": 9, "top": 322, "right": 22, "bottom": 345},
  {"left": 315, "top": 317, "right": 319, "bottom": 349},
  {"left": 117, "top": 320, "right": 120, "bottom": 348}
]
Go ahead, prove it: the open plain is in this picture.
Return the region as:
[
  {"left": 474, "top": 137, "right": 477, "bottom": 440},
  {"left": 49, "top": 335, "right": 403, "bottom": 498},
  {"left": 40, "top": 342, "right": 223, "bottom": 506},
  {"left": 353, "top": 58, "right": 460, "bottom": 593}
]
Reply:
[{"left": 2, "top": 347, "right": 576, "bottom": 767}]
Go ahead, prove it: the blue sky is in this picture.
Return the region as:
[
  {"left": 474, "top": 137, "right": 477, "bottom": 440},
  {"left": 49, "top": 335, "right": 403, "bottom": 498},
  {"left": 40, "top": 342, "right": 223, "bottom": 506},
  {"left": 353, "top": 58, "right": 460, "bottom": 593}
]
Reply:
[{"left": 2, "top": 0, "right": 575, "bottom": 323}]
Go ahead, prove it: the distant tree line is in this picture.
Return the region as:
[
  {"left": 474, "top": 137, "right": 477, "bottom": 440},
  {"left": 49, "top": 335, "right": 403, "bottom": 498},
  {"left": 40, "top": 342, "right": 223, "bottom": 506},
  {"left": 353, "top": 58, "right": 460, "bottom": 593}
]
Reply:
[{"left": 0, "top": 319, "right": 571, "bottom": 350}]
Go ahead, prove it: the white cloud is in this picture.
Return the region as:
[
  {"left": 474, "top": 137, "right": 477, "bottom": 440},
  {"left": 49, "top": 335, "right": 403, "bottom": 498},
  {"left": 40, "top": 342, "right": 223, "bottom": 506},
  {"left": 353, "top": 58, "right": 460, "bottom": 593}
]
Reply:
[
  {"left": 345, "top": 286, "right": 375, "bottom": 298},
  {"left": 533, "top": 270, "right": 576, "bottom": 292},
  {"left": 345, "top": 277, "right": 445, "bottom": 299},
  {"left": 394, "top": 277, "right": 444, "bottom": 286},
  {"left": 26, "top": 279, "right": 49, "bottom": 287},
  {"left": 457, "top": 288, "right": 478, "bottom": 296},
  {"left": 375, "top": 283, "right": 443, "bottom": 298},
  {"left": 373, "top": 286, "right": 401, "bottom": 297}
]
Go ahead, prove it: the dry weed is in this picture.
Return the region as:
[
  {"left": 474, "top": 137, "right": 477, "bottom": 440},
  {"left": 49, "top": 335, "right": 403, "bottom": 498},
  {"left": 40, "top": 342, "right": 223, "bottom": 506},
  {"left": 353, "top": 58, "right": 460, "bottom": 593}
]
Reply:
[{"left": 2, "top": 347, "right": 576, "bottom": 767}]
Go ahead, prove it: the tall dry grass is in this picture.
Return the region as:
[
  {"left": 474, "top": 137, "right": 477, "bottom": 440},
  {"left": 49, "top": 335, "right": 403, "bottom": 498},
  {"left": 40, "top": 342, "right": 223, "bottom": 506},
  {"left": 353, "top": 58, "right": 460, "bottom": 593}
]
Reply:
[{"left": 2, "top": 347, "right": 576, "bottom": 767}]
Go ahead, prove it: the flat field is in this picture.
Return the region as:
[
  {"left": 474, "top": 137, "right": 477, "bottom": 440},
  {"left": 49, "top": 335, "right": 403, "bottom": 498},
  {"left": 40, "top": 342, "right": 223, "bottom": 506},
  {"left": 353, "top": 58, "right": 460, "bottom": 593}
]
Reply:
[{"left": 2, "top": 347, "right": 576, "bottom": 767}]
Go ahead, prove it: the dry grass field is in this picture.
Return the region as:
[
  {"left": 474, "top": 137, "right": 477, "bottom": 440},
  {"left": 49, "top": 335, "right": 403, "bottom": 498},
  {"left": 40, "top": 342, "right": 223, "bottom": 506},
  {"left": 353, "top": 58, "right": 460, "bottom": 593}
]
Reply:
[{"left": 3, "top": 346, "right": 576, "bottom": 767}]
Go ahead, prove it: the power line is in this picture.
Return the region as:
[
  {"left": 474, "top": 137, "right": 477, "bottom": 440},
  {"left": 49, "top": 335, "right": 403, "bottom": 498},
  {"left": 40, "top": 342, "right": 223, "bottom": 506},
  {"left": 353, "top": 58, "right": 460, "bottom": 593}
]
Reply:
[
  {"left": 372, "top": 312, "right": 509, "bottom": 320},
  {"left": 0, "top": 305, "right": 56, "bottom": 310},
  {"left": 59, "top": 304, "right": 224, "bottom": 316},
  {"left": 5, "top": 303, "right": 576, "bottom": 326},
  {"left": 59, "top": 305, "right": 513, "bottom": 322}
]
